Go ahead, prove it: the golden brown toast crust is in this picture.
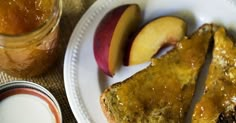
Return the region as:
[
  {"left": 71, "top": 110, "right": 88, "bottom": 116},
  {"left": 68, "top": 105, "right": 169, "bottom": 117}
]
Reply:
[{"left": 101, "top": 83, "right": 122, "bottom": 123}]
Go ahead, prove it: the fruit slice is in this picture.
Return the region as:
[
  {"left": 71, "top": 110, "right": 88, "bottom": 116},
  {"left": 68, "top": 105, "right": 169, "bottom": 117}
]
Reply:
[
  {"left": 93, "top": 4, "right": 141, "bottom": 76},
  {"left": 127, "top": 16, "right": 187, "bottom": 66}
]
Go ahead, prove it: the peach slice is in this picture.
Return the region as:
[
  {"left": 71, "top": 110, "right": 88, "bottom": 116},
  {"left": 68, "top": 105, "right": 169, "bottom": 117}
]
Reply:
[
  {"left": 127, "top": 16, "right": 187, "bottom": 66},
  {"left": 93, "top": 4, "right": 141, "bottom": 76}
]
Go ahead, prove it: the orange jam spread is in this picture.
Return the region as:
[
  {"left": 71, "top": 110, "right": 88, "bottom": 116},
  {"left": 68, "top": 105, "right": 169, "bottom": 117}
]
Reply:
[
  {"left": 193, "top": 27, "right": 236, "bottom": 122},
  {"left": 0, "top": 0, "right": 59, "bottom": 77},
  {"left": 105, "top": 25, "right": 212, "bottom": 122},
  {"left": 0, "top": 0, "right": 54, "bottom": 35}
]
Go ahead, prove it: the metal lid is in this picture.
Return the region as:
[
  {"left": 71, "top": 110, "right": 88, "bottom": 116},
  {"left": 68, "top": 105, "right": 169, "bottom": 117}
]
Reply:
[{"left": 0, "top": 81, "right": 62, "bottom": 123}]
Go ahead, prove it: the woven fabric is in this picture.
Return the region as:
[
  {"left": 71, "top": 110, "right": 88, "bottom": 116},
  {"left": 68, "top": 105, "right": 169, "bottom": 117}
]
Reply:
[{"left": 0, "top": 0, "right": 95, "bottom": 122}]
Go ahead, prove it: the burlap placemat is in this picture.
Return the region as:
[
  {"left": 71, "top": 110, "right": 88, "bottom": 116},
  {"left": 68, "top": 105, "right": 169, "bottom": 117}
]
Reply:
[{"left": 0, "top": 0, "right": 95, "bottom": 122}]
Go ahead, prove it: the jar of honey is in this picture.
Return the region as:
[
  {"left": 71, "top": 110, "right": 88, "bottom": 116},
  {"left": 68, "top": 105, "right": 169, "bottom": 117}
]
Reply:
[{"left": 0, "top": 0, "right": 62, "bottom": 77}]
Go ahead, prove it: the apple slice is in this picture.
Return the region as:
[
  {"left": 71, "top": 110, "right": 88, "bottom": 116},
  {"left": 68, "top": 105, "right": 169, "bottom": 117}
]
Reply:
[
  {"left": 127, "top": 16, "right": 187, "bottom": 66},
  {"left": 93, "top": 4, "right": 141, "bottom": 76}
]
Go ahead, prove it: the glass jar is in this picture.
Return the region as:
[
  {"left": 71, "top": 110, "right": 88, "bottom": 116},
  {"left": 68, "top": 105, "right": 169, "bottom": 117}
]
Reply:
[{"left": 0, "top": 0, "right": 62, "bottom": 77}]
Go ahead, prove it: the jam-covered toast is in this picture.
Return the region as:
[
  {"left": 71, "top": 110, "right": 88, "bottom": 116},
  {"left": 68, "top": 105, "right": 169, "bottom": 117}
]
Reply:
[
  {"left": 100, "top": 24, "right": 215, "bottom": 123},
  {"left": 192, "top": 27, "right": 236, "bottom": 123}
]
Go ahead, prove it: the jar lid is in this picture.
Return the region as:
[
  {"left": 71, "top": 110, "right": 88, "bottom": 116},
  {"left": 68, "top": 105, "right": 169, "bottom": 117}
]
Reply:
[{"left": 0, "top": 81, "right": 62, "bottom": 123}]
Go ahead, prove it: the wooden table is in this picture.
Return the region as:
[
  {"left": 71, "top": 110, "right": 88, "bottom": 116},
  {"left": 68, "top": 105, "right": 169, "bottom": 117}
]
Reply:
[{"left": 0, "top": 0, "right": 96, "bottom": 122}]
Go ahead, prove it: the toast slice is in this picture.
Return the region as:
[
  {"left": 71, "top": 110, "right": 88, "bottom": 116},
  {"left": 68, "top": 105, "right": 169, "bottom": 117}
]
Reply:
[
  {"left": 100, "top": 24, "right": 214, "bottom": 123},
  {"left": 192, "top": 27, "right": 236, "bottom": 123}
]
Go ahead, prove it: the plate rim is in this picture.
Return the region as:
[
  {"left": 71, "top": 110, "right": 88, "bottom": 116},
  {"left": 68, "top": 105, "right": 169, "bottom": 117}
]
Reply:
[
  {"left": 63, "top": 0, "right": 128, "bottom": 122},
  {"left": 64, "top": 0, "right": 103, "bottom": 122}
]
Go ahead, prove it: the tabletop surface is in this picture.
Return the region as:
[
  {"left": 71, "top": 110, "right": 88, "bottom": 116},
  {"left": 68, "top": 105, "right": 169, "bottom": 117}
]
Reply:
[{"left": 0, "top": 0, "right": 96, "bottom": 122}]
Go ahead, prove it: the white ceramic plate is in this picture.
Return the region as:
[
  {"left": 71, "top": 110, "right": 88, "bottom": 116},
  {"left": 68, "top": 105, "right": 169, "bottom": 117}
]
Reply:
[{"left": 64, "top": 0, "right": 236, "bottom": 122}]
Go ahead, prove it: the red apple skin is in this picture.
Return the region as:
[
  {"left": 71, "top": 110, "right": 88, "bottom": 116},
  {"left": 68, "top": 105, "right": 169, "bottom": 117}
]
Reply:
[{"left": 93, "top": 5, "right": 130, "bottom": 76}]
